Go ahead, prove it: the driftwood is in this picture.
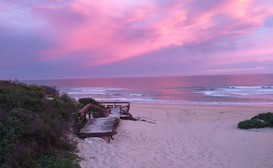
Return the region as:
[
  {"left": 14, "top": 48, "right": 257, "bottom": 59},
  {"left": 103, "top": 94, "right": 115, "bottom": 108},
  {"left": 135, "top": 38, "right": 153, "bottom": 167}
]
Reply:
[{"left": 134, "top": 116, "right": 157, "bottom": 124}]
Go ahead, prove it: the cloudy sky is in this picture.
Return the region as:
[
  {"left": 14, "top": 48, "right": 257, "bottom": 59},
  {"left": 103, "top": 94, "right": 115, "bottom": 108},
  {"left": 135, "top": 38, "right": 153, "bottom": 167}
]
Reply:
[{"left": 1, "top": 0, "right": 273, "bottom": 80}]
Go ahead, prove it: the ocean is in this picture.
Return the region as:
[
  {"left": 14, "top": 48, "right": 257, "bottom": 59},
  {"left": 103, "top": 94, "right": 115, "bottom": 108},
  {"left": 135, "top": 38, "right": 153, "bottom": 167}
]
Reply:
[{"left": 25, "top": 74, "right": 273, "bottom": 106}]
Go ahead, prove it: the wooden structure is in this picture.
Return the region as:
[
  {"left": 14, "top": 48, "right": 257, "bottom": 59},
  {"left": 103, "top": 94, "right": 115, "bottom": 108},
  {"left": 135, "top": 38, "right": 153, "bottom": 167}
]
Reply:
[
  {"left": 100, "top": 102, "right": 132, "bottom": 119},
  {"left": 76, "top": 102, "right": 132, "bottom": 142},
  {"left": 78, "top": 117, "right": 119, "bottom": 142}
]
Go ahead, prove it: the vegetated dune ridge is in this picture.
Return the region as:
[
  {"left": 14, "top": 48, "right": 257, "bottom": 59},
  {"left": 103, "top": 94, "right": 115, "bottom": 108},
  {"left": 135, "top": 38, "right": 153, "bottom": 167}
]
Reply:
[{"left": 76, "top": 103, "right": 273, "bottom": 168}]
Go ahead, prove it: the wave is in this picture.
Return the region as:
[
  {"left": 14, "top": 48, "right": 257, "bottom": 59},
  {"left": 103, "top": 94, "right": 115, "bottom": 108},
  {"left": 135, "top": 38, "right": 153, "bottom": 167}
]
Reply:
[
  {"left": 59, "top": 85, "right": 273, "bottom": 106},
  {"left": 94, "top": 97, "right": 154, "bottom": 102},
  {"left": 127, "top": 93, "right": 144, "bottom": 97},
  {"left": 226, "top": 86, "right": 273, "bottom": 89},
  {"left": 72, "top": 96, "right": 273, "bottom": 106},
  {"left": 59, "top": 87, "right": 125, "bottom": 95},
  {"left": 197, "top": 85, "right": 273, "bottom": 97},
  {"left": 59, "top": 87, "right": 146, "bottom": 100}
]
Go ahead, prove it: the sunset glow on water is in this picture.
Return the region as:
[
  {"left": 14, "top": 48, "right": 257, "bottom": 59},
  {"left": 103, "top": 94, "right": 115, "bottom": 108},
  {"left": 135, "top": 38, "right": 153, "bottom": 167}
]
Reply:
[{"left": 27, "top": 74, "right": 273, "bottom": 106}]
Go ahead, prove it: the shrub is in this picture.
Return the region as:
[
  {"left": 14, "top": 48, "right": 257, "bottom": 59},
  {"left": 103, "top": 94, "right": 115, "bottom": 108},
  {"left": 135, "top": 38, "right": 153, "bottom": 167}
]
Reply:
[
  {"left": 78, "top": 97, "right": 106, "bottom": 118},
  {"left": 238, "top": 119, "right": 271, "bottom": 129},
  {"left": 238, "top": 112, "right": 273, "bottom": 129},
  {"left": 0, "top": 81, "right": 80, "bottom": 167},
  {"left": 37, "top": 155, "right": 80, "bottom": 168},
  {"left": 251, "top": 112, "right": 273, "bottom": 124},
  {"left": 78, "top": 97, "right": 99, "bottom": 106}
]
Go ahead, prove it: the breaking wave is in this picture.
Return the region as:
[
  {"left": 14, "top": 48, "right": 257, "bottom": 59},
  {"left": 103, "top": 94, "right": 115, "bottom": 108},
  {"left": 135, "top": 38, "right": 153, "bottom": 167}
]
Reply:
[{"left": 197, "top": 86, "right": 273, "bottom": 98}]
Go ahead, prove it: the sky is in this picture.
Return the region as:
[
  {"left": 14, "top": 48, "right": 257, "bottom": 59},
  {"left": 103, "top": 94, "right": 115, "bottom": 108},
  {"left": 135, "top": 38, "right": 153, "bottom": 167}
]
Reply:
[{"left": 1, "top": 0, "right": 273, "bottom": 80}]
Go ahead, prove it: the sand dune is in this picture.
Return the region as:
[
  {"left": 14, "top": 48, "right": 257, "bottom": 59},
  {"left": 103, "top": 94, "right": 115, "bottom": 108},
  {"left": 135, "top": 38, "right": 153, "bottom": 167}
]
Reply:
[{"left": 76, "top": 104, "right": 273, "bottom": 168}]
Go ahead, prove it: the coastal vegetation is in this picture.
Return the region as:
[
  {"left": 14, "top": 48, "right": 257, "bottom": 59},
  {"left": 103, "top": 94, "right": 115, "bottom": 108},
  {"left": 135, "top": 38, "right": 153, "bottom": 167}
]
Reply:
[
  {"left": 73, "top": 97, "right": 106, "bottom": 132},
  {"left": 0, "top": 81, "right": 80, "bottom": 168},
  {"left": 238, "top": 112, "right": 273, "bottom": 129},
  {"left": 78, "top": 97, "right": 107, "bottom": 118},
  {"left": 78, "top": 97, "right": 100, "bottom": 106}
]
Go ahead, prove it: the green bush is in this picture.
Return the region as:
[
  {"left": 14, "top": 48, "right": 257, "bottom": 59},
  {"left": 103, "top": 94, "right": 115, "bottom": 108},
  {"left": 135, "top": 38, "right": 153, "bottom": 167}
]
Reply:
[
  {"left": 251, "top": 112, "right": 273, "bottom": 124},
  {"left": 37, "top": 155, "right": 80, "bottom": 168},
  {"left": 238, "top": 112, "right": 273, "bottom": 129},
  {"left": 78, "top": 97, "right": 99, "bottom": 106},
  {"left": 78, "top": 97, "right": 106, "bottom": 118},
  {"left": 238, "top": 119, "right": 271, "bottom": 129},
  {"left": 0, "top": 81, "right": 80, "bottom": 167}
]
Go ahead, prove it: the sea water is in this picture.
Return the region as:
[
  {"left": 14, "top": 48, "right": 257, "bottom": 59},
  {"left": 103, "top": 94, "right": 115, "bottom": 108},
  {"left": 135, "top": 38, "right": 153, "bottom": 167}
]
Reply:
[{"left": 25, "top": 74, "right": 273, "bottom": 106}]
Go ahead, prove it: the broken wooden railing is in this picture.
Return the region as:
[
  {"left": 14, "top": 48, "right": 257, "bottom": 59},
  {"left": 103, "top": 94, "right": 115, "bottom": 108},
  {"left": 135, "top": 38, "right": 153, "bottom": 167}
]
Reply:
[
  {"left": 100, "top": 102, "right": 132, "bottom": 119},
  {"left": 76, "top": 102, "right": 133, "bottom": 142}
]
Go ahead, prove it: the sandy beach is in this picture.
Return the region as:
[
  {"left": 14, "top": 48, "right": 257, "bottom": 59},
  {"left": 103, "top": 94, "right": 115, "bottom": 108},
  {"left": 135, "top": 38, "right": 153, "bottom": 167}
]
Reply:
[{"left": 76, "top": 103, "right": 273, "bottom": 168}]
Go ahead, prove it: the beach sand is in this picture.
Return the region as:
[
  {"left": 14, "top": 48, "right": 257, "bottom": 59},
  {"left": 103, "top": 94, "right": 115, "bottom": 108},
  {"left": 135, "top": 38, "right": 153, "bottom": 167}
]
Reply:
[{"left": 76, "top": 104, "right": 273, "bottom": 168}]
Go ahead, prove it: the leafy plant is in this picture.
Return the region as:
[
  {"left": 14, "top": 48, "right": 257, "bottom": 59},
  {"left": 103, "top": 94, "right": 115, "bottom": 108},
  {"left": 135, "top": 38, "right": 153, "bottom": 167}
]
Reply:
[
  {"left": 251, "top": 112, "right": 273, "bottom": 124},
  {"left": 37, "top": 155, "right": 80, "bottom": 168},
  {"left": 78, "top": 97, "right": 100, "bottom": 106},
  {"left": 78, "top": 97, "right": 106, "bottom": 118},
  {"left": 238, "top": 112, "right": 273, "bottom": 129},
  {"left": 0, "top": 81, "right": 80, "bottom": 167}
]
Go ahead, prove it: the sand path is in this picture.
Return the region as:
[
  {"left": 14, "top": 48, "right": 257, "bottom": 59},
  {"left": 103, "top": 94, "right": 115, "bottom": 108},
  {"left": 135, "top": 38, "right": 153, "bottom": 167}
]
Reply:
[{"left": 77, "top": 104, "right": 273, "bottom": 168}]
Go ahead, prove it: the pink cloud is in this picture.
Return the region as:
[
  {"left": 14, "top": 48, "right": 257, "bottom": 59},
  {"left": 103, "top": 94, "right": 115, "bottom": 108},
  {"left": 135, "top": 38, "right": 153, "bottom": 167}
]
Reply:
[
  {"left": 1, "top": 0, "right": 273, "bottom": 79},
  {"left": 30, "top": 0, "right": 273, "bottom": 67}
]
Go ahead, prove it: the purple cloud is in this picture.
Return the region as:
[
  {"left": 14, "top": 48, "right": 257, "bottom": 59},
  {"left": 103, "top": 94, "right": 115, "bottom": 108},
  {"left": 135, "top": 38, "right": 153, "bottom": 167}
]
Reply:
[{"left": 0, "top": 0, "right": 273, "bottom": 79}]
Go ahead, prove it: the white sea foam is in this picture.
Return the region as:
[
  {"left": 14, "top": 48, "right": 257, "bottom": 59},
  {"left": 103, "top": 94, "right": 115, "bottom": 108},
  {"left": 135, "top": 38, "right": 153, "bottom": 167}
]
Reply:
[
  {"left": 127, "top": 93, "right": 144, "bottom": 97},
  {"left": 95, "top": 97, "right": 155, "bottom": 102},
  {"left": 26, "top": 75, "right": 273, "bottom": 106},
  {"left": 59, "top": 87, "right": 151, "bottom": 102},
  {"left": 59, "top": 87, "right": 125, "bottom": 95},
  {"left": 198, "top": 86, "right": 273, "bottom": 97},
  {"left": 59, "top": 85, "right": 273, "bottom": 106}
]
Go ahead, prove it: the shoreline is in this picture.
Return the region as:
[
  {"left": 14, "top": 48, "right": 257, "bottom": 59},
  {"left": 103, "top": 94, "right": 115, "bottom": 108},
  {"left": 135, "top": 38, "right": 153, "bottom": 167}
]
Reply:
[
  {"left": 69, "top": 94, "right": 273, "bottom": 107},
  {"left": 73, "top": 96, "right": 273, "bottom": 108},
  {"left": 130, "top": 101, "right": 273, "bottom": 108},
  {"left": 76, "top": 103, "right": 273, "bottom": 168}
]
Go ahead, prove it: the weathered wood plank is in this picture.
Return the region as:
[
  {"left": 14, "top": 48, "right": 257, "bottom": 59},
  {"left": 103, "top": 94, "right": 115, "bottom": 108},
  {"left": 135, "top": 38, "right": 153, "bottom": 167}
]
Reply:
[
  {"left": 78, "top": 117, "right": 119, "bottom": 141},
  {"left": 100, "top": 102, "right": 130, "bottom": 113},
  {"left": 77, "top": 102, "right": 133, "bottom": 142},
  {"left": 78, "top": 103, "right": 108, "bottom": 115}
]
